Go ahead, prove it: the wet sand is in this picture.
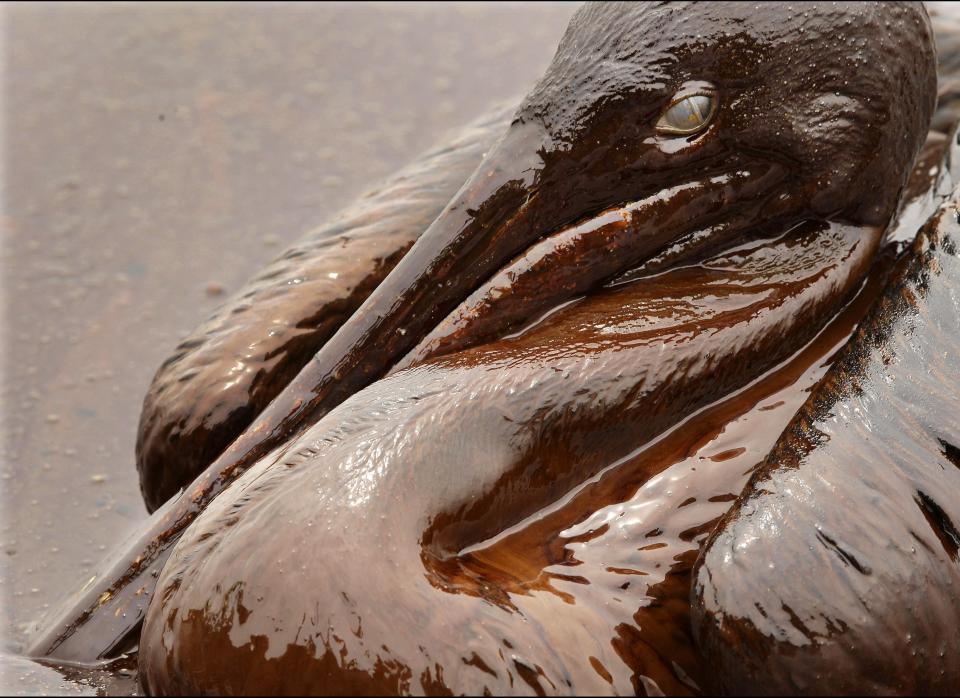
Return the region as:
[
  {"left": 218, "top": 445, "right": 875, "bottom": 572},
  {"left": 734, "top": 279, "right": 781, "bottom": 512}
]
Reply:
[{"left": 0, "top": 2, "right": 576, "bottom": 690}]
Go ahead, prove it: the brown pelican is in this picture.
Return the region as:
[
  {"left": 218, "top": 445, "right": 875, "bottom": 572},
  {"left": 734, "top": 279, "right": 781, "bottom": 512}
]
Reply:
[{"left": 27, "top": 2, "right": 960, "bottom": 695}]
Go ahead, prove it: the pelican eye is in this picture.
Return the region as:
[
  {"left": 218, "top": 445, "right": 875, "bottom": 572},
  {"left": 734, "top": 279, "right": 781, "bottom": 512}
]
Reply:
[{"left": 655, "top": 92, "right": 716, "bottom": 135}]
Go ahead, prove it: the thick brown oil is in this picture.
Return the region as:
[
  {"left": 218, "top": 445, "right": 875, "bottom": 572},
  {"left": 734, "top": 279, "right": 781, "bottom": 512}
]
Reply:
[
  {"left": 435, "top": 245, "right": 897, "bottom": 695},
  {"left": 129, "top": 220, "right": 896, "bottom": 696}
]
